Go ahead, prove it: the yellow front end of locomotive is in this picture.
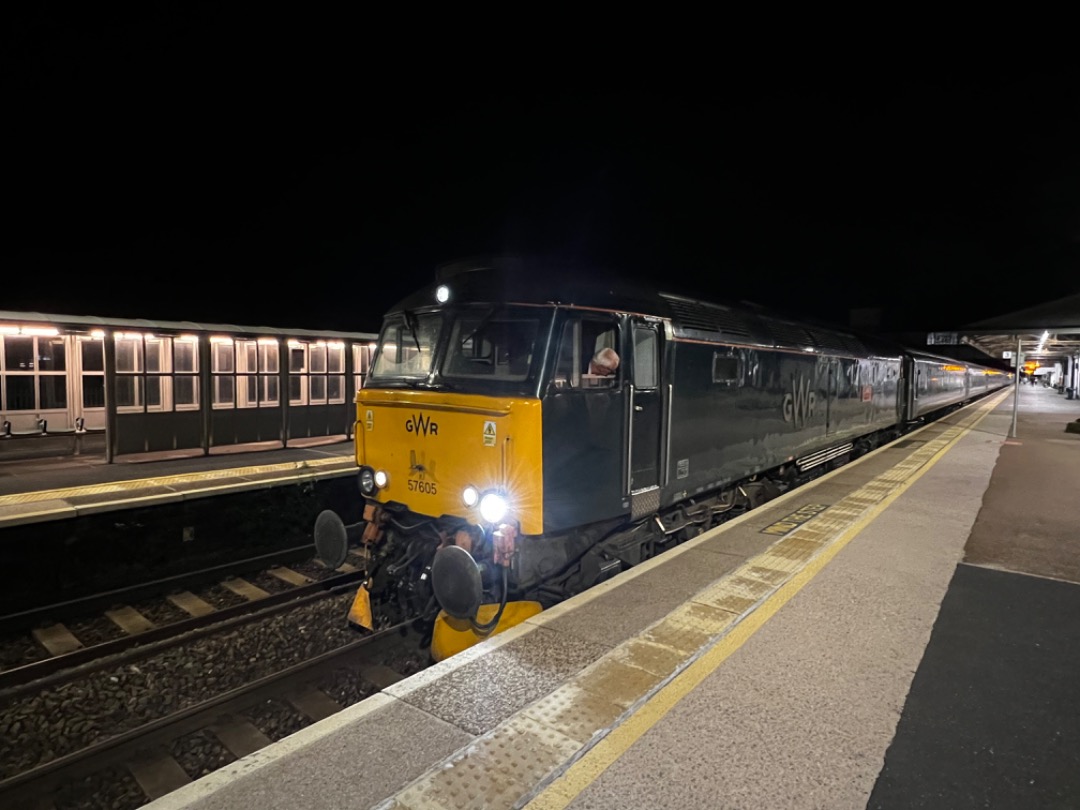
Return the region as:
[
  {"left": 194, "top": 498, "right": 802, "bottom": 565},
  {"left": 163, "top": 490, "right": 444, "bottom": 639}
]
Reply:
[{"left": 355, "top": 389, "right": 543, "bottom": 535}]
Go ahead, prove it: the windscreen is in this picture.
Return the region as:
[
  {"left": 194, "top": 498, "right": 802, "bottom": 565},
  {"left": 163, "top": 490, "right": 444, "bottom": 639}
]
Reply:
[
  {"left": 442, "top": 307, "right": 540, "bottom": 383},
  {"left": 369, "top": 312, "right": 442, "bottom": 380}
]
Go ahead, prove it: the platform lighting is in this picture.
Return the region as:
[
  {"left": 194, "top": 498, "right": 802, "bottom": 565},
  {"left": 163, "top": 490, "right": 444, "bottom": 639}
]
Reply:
[
  {"left": 258, "top": 337, "right": 279, "bottom": 345},
  {"left": 20, "top": 326, "right": 59, "bottom": 336},
  {"left": 210, "top": 336, "right": 234, "bottom": 344},
  {"left": 0, "top": 325, "right": 18, "bottom": 335}
]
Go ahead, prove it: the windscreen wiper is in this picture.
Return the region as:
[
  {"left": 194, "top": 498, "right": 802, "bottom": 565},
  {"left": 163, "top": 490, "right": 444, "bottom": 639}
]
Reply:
[
  {"left": 458, "top": 305, "right": 499, "bottom": 348},
  {"left": 402, "top": 309, "right": 422, "bottom": 353}
]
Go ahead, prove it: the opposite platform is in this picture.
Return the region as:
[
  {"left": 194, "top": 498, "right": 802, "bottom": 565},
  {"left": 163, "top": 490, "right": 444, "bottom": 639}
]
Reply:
[{"left": 0, "top": 439, "right": 357, "bottom": 528}]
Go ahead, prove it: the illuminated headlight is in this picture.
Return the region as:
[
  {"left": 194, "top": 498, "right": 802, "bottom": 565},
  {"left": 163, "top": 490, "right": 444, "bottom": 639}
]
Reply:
[
  {"left": 374, "top": 469, "right": 389, "bottom": 488},
  {"left": 479, "top": 492, "right": 509, "bottom": 524},
  {"left": 358, "top": 466, "right": 377, "bottom": 496},
  {"left": 435, "top": 284, "right": 450, "bottom": 303},
  {"left": 462, "top": 485, "right": 479, "bottom": 507}
]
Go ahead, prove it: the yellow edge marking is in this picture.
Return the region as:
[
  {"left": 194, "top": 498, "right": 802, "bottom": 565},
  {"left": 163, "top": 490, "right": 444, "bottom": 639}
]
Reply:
[
  {"left": 0, "top": 457, "right": 354, "bottom": 507},
  {"left": 523, "top": 393, "right": 1005, "bottom": 810}
]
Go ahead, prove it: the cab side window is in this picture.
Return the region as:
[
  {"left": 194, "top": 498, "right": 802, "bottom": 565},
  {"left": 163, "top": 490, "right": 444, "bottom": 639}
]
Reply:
[
  {"left": 633, "top": 325, "right": 658, "bottom": 388},
  {"left": 552, "top": 315, "right": 620, "bottom": 390}
]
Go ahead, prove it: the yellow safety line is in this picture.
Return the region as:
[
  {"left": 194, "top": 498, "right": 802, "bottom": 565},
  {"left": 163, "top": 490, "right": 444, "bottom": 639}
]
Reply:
[
  {"left": 0, "top": 455, "right": 355, "bottom": 506},
  {"left": 523, "top": 393, "right": 1005, "bottom": 810}
]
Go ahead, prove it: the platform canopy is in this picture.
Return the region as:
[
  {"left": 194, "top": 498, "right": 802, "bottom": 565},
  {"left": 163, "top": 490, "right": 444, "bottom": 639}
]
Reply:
[{"left": 926, "top": 293, "right": 1080, "bottom": 371}]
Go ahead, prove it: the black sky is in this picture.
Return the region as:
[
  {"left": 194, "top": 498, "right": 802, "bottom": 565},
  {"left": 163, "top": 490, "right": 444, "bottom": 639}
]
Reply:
[{"left": 5, "top": 11, "right": 1080, "bottom": 336}]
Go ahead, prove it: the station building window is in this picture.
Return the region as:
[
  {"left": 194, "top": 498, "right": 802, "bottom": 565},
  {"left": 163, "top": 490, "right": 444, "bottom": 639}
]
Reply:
[
  {"left": 80, "top": 335, "right": 106, "bottom": 409},
  {"left": 0, "top": 328, "right": 67, "bottom": 412},
  {"left": 211, "top": 337, "right": 236, "bottom": 408},
  {"left": 212, "top": 337, "right": 282, "bottom": 409},
  {"left": 259, "top": 339, "right": 280, "bottom": 405},
  {"left": 289, "top": 341, "right": 345, "bottom": 406},
  {"left": 353, "top": 342, "right": 375, "bottom": 392},
  {"left": 115, "top": 333, "right": 199, "bottom": 413}
]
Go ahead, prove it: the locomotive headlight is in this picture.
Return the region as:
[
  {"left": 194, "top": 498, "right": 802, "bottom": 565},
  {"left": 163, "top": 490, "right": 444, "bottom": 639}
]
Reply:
[
  {"left": 358, "top": 466, "right": 376, "bottom": 496},
  {"left": 435, "top": 284, "right": 450, "bottom": 303},
  {"left": 462, "top": 485, "right": 479, "bottom": 507},
  {"left": 479, "top": 491, "right": 509, "bottom": 524},
  {"left": 374, "top": 469, "right": 389, "bottom": 488}
]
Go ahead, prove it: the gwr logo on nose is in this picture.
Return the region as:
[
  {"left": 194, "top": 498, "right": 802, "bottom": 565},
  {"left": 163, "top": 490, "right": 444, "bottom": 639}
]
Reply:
[{"left": 406, "top": 413, "right": 439, "bottom": 437}]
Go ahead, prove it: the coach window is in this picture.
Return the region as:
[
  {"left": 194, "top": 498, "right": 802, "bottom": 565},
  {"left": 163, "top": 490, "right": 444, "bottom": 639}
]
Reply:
[
  {"left": 211, "top": 337, "right": 236, "bottom": 409},
  {"left": 712, "top": 350, "right": 742, "bottom": 387}
]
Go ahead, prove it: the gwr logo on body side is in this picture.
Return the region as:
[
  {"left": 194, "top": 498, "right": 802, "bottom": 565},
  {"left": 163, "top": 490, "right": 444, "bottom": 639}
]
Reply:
[
  {"left": 406, "top": 413, "right": 439, "bottom": 436},
  {"left": 782, "top": 376, "right": 816, "bottom": 429}
]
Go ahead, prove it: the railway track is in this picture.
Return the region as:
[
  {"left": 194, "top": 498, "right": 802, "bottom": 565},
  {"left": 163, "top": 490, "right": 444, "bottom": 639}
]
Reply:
[
  {"left": 0, "top": 545, "right": 437, "bottom": 809},
  {"left": 0, "top": 548, "right": 371, "bottom": 683},
  {"left": 0, "top": 619, "right": 425, "bottom": 810}
]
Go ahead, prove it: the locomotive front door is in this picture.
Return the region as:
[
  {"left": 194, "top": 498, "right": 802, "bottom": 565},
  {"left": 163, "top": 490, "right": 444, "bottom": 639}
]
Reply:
[{"left": 628, "top": 319, "right": 662, "bottom": 519}]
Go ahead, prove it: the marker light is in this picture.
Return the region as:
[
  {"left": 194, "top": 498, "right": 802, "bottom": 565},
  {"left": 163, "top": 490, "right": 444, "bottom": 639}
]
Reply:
[
  {"left": 374, "top": 469, "right": 389, "bottom": 488},
  {"left": 479, "top": 492, "right": 509, "bottom": 524},
  {"left": 462, "top": 485, "right": 479, "bottom": 507},
  {"left": 436, "top": 284, "right": 450, "bottom": 303}
]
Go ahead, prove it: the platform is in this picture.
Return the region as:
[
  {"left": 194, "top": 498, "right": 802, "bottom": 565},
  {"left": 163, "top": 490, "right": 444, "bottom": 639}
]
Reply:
[
  {"left": 16, "top": 385, "right": 1080, "bottom": 809},
  {"left": 0, "top": 438, "right": 357, "bottom": 527}
]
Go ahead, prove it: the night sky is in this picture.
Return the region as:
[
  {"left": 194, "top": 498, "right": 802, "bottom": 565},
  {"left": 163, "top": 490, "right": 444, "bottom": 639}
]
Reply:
[{"left": 5, "top": 12, "right": 1079, "bottom": 337}]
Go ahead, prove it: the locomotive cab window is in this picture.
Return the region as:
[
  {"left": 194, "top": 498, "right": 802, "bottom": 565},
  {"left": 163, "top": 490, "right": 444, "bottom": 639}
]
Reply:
[
  {"left": 443, "top": 307, "right": 539, "bottom": 382},
  {"left": 552, "top": 315, "right": 620, "bottom": 390},
  {"left": 370, "top": 313, "right": 441, "bottom": 380},
  {"left": 633, "top": 325, "right": 658, "bottom": 388}
]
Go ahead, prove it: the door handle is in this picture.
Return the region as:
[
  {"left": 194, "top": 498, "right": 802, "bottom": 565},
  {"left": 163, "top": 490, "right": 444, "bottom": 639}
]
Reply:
[{"left": 634, "top": 405, "right": 643, "bottom": 412}]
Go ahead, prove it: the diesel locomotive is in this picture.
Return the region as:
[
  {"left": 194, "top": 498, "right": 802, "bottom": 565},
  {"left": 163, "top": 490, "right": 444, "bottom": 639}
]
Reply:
[{"left": 313, "top": 261, "right": 1011, "bottom": 660}]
